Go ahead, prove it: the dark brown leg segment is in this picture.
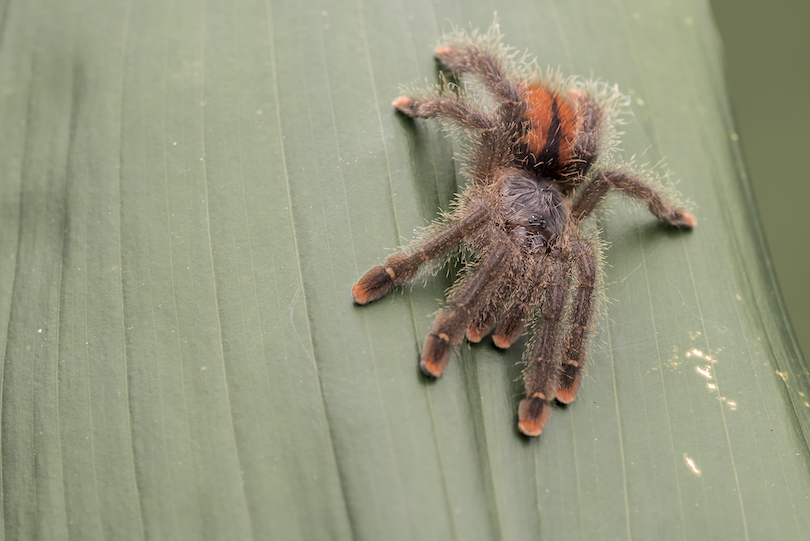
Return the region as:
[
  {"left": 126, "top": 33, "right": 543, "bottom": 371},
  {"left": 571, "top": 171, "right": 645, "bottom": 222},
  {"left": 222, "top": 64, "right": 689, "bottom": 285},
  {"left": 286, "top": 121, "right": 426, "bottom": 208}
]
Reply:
[
  {"left": 465, "top": 226, "right": 534, "bottom": 343},
  {"left": 422, "top": 240, "right": 510, "bottom": 377},
  {"left": 393, "top": 93, "right": 512, "bottom": 183},
  {"left": 518, "top": 249, "right": 569, "bottom": 436},
  {"left": 557, "top": 242, "right": 596, "bottom": 404},
  {"left": 464, "top": 275, "right": 512, "bottom": 343},
  {"left": 352, "top": 204, "right": 489, "bottom": 305},
  {"left": 572, "top": 170, "right": 696, "bottom": 228},
  {"left": 434, "top": 44, "right": 521, "bottom": 105},
  {"left": 392, "top": 96, "right": 493, "bottom": 131},
  {"left": 406, "top": 44, "right": 524, "bottom": 183},
  {"left": 491, "top": 251, "right": 547, "bottom": 349}
]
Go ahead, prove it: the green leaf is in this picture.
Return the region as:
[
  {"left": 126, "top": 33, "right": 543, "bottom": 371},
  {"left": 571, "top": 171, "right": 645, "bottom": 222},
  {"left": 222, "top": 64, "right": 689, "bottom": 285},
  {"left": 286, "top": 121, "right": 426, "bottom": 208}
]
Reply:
[{"left": 0, "top": 0, "right": 806, "bottom": 539}]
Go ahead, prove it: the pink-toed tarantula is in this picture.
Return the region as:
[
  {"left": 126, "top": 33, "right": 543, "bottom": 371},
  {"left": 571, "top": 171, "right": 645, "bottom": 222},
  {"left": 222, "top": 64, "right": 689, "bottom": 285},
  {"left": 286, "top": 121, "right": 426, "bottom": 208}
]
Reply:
[{"left": 352, "top": 28, "right": 695, "bottom": 437}]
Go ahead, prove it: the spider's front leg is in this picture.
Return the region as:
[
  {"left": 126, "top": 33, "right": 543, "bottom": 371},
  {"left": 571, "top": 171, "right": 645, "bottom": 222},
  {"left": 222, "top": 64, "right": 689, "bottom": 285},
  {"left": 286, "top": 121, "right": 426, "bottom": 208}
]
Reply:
[
  {"left": 352, "top": 202, "right": 489, "bottom": 305},
  {"left": 518, "top": 248, "right": 569, "bottom": 436}
]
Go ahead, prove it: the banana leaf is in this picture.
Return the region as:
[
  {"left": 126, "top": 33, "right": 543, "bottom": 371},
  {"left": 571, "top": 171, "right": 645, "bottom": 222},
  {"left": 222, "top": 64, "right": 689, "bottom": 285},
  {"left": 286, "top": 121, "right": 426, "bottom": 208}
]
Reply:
[{"left": 0, "top": 0, "right": 807, "bottom": 539}]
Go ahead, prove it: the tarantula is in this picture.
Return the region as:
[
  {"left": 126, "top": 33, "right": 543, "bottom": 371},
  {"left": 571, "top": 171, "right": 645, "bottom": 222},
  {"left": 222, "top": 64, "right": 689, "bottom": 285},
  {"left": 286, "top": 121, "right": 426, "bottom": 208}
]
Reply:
[{"left": 352, "top": 29, "right": 695, "bottom": 437}]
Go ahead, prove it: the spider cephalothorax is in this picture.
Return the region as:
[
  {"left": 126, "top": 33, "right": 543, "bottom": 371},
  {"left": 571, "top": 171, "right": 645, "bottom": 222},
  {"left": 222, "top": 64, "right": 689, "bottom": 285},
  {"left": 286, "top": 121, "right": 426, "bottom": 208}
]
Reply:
[{"left": 352, "top": 27, "right": 695, "bottom": 437}]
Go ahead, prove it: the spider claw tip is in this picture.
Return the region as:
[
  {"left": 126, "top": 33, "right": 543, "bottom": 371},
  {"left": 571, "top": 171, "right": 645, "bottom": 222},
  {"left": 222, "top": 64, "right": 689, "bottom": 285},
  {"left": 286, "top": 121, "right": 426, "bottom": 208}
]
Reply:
[
  {"left": 556, "top": 366, "right": 582, "bottom": 404},
  {"left": 465, "top": 327, "right": 484, "bottom": 343},
  {"left": 351, "top": 282, "right": 371, "bottom": 305},
  {"left": 352, "top": 266, "right": 394, "bottom": 305},
  {"left": 492, "top": 329, "right": 521, "bottom": 349},
  {"left": 518, "top": 397, "right": 552, "bottom": 437},
  {"left": 434, "top": 45, "right": 452, "bottom": 57},
  {"left": 419, "top": 359, "right": 442, "bottom": 378},
  {"left": 680, "top": 211, "right": 697, "bottom": 228},
  {"left": 392, "top": 96, "right": 413, "bottom": 111},
  {"left": 555, "top": 387, "right": 578, "bottom": 404},
  {"left": 421, "top": 333, "right": 451, "bottom": 377}
]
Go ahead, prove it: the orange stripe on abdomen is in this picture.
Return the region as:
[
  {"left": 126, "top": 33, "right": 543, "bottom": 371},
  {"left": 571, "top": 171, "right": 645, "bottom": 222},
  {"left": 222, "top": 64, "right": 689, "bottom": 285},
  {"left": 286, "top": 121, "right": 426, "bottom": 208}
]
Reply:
[{"left": 523, "top": 84, "right": 576, "bottom": 171}]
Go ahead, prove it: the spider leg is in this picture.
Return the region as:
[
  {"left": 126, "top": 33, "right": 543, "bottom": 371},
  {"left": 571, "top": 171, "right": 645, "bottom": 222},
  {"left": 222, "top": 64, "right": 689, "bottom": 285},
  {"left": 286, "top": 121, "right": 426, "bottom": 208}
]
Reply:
[
  {"left": 518, "top": 248, "right": 569, "bottom": 436},
  {"left": 402, "top": 45, "right": 528, "bottom": 183},
  {"left": 465, "top": 272, "right": 512, "bottom": 343},
  {"left": 393, "top": 94, "right": 511, "bottom": 183},
  {"left": 352, "top": 203, "right": 489, "bottom": 305},
  {"left": 557, "top": 241, "right": 596, "bottom": 404},
  {"left": 433, "top": 42, "right": 528, "bottom": 174},
  {"left": 572, "top": 170, "right": 697, "bottom": 228},
  {"left": 491, "top": 247, "right": 547, "bottom": 349},
  {"left": 465, "top": 226, "right": 531, "bottom": 343},
  {"left": 392, "top": 95, "right": 494, "bottom": 131},
  {"left": 433, "top": 43, "right": 522, "bottom": 106},
  {"left": 422, "top": 233, "right": 512, "bottom": 377}
]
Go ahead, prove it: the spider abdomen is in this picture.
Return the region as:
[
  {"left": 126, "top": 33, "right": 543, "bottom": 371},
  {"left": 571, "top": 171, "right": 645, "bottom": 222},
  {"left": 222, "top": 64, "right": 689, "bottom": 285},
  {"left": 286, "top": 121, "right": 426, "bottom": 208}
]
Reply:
[{"left": 521, "top": 84, "right": 577, "bottom": 177}]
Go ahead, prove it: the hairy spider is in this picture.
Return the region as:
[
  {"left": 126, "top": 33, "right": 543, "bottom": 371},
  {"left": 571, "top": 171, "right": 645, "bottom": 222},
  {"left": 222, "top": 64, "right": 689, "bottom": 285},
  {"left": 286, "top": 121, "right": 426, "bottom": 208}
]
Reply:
[{"left": 352, "top": 27, "right": 695, "bottom": 437}]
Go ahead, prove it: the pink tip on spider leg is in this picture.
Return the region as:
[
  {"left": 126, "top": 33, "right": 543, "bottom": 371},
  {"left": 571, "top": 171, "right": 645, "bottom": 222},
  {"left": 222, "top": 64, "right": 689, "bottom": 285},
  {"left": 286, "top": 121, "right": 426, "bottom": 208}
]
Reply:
[
  {"left": 392, "top": 96, "right": 414, "bottom": 111},
  {"left": 518, "top": 397, "right": 552, "bottom": 437},
  {"left": 555, "top": 372, "right": 582, "bottom": 404},
  {"left": 680, "top": 211, "right": 697, "bottom": 228},
  {"left": 492, "top": 326, "right": 524, "bottom": 349},
  {"left": 465, "top": 318, "right": 496, "bottom": 343},
  {"left": 492, "top": 315, "right": 527, "bottom": 349},
  {"left": 352, "top": 266, "right": 394, "bottom": 305},
  {"left": 434, "top": 45, "right": 452, "bottom": 57},
  {"left": 421, "top": 333, "right": 451, "bottom": 377},
  {"left": 465, "top": 326, "right": 484, "bottom": 343}
]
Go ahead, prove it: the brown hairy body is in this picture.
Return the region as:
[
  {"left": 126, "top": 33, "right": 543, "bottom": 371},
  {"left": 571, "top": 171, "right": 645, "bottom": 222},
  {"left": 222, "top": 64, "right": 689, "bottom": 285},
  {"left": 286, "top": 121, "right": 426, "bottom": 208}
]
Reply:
[{"left": 352, "top": 26, "right": 695, "bottom": 437}]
